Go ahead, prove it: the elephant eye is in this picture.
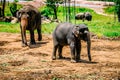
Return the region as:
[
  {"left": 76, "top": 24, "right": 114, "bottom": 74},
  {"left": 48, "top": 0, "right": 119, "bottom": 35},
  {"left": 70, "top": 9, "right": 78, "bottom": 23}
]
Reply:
[
  {"left": 27, "top": 12, "right": 30, "bottom": 15},
  {"left": 76, "top": 26, "right": 79, "bottom": 27}
]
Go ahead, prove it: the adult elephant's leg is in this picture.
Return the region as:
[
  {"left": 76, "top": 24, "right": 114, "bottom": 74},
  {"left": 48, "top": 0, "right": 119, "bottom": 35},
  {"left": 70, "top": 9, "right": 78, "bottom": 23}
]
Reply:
[
  {"left": 37, "top": 27, "right": 42, "bottom": 41},
  {"left": 58, "top": 45, "right": 64, "bottom": 59},
  {"left": 29, "top": 29, "right": 36, "bottom": 45}
]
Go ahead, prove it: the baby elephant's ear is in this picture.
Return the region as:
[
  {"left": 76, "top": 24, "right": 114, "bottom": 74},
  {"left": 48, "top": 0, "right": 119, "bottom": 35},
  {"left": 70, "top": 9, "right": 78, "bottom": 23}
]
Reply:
[{"left": 72, "top": 25, "right": 80, "bottom": 37}]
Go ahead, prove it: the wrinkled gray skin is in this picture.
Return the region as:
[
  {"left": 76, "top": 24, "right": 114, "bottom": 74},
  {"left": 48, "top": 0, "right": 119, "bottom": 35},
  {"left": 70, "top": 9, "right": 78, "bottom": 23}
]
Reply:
[
  {"left": 52, "top": 22, "right": 91, "bottom": 62},
  {"left": 75, "top": 12, "right": 92, "bottom": 22},
  {"left": 17, "top": 5, "right": 42, "bottom": 47}
]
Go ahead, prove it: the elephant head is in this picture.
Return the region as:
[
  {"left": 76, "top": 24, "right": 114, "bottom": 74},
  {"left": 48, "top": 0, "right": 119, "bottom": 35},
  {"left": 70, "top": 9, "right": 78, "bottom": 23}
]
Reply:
[
  {"left": 72, "top": 24, "right": 91, "bottom": 61},
  {"left": 84, "top": 12, "right": 92, "bottom": 21},
  {"left": 72, "top": 25, "right": 82, "bottom": 38},
  {"left": 79, "top": 24, "right": 91, "bottom": 61}
]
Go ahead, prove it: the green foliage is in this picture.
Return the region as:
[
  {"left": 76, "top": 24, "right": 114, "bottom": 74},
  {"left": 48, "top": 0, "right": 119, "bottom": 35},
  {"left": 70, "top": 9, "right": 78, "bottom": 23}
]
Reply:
[
  {"left": 1, "top": 6, "right": 120, "bottom": 38},
  {"left": 14, "top": 0, "right": 18, "bottom": 2},
  {"left": 5, "top": 4, "right": 22, "bottom": 16},
  {"left": 104, "top": 6, "right": 115, "bottom": 14},
  {"left": 76, "top": 7, "right": 94, "bottom": 13},
  {"left": 9, "top": 2, "right": 17, "bottom": 17},
  {"left": 45, "top": 0, "right": 63, "bottom": 19},
  {"left": 41, "top": 7, "right": 53, "bottom": 18}
]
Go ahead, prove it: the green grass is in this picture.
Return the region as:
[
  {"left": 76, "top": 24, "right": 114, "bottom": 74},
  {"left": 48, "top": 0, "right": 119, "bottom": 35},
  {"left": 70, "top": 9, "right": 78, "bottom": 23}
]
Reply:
[
  {"left": 0, "top": 6, "right": 120, "bottom": 38},
  {"left": 0, "top": 22, "right": 20, "bottom": 33},
  {"left": 104, "top": 6, "right": 115, "bottom": 14}
]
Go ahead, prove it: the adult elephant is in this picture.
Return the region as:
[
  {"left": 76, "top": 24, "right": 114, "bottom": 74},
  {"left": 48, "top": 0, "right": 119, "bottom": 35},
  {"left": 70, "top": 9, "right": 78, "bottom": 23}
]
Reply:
[
  {"left": 52, "top": 22, "right": 91, "bottom": 62},
  {"left": 17, "top": 5, "right": 42, "bottom": 47},
  {"left": 75, "top": 12, "right": 92, "bottom": 22}
]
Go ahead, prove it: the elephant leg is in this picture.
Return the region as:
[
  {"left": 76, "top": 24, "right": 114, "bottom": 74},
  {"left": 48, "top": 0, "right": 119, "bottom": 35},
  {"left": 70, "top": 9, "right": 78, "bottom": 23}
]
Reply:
[
  {"left": 29, "top": 29, "right": 36, "bottom": 45},
  {"left": 58, "top": 45, "right": 64, "bottom": 59},
  {"left": 76, "top": 41, "right": 81, "bottom": 62},
  {"left": 70, "top": 42, "right": 76, "bottom": 63},
  {"left": 86, "top": 31, "right": 91, "bottom": 61},
  {"left": 52, "top": 44, "right": 58, "bottom": 60},
  {"left": 37, "top": 27, "right": 42, "bottom": 41},
  {"left": 82, "top": 19, "right": 85, "bottom": 22}
]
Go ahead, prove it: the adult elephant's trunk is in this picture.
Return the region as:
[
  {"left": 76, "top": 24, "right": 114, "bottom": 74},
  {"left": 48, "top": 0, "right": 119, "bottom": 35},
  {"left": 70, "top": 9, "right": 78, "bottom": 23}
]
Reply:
[
  {"left": 20, "top": 16, "right": 28, "bottom": 46},
  {"left": 84, "top": 30, "right": 91, "bottom": 61}
]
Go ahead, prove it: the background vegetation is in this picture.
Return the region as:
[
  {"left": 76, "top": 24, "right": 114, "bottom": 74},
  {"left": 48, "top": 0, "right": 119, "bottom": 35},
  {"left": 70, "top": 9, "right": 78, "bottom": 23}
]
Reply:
[{"left": 0, "top": 1, "right": 120, "bottom": 38}]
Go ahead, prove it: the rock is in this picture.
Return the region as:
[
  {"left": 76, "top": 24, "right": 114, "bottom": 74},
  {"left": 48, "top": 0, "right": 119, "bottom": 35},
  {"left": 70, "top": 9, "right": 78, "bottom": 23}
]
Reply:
[{"left": 11, "top": 17, "right": 18, "bottom": 24}]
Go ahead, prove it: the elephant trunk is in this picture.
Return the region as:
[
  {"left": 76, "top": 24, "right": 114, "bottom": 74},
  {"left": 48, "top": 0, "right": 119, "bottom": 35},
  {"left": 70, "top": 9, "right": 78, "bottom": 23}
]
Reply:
[
  {"left": 20, "top": 16, "right": 28, "bottom": 45},
  {"left": 84, "top": 30, "right": 91, "bottom": 61}
]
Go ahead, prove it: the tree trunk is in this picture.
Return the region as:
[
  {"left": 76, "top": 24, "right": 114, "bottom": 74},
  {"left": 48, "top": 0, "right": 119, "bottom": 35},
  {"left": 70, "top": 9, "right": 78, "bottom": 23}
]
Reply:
[
  {"left": 53, "top": 8, "right": 57, "bottom": 19},
  {"left": 0, "top": 7, "right": 2, "bottom": 17},
  {"left": 117, "top": 13, "right": 120, "bottom": 22},
  {"left": 2, "top": 0, "right": 6, "bottom": 17}
]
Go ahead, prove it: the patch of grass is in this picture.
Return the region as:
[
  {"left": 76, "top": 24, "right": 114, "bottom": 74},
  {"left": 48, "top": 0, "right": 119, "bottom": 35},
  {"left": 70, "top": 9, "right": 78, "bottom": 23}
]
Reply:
[
  {"left": 42, "top": 22, "right": 58, "bottom": 34},
  {"left": 0, "top": 22, "right": 20, "bottom": 33},
  {"left": 104, "top": 6, "right": 115, "bottom": 14},
  {"left": 1, "top": 7, "right": 120, "bottom": 38},
  {"left": 82, "top": 13, "right": 120, "bottom": 38}
]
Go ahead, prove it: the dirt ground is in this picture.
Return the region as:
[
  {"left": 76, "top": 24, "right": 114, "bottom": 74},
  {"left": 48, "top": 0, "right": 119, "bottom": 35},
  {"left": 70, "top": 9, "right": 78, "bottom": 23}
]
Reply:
[{"left": 0, "top": 32, "right": 119, "bottom": 80}]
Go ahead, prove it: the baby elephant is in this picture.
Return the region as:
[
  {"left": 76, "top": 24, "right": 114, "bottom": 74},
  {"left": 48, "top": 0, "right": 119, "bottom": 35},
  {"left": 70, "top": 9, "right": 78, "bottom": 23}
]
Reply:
[
  {"left": 17, "top": 5, "right": 42, "bottom": 47},
  {"left": 52, "top": 22, "right": 91, "bottom": 62},
  {"left": 75, "top": 12, "right": 92, "bottom": 22}
]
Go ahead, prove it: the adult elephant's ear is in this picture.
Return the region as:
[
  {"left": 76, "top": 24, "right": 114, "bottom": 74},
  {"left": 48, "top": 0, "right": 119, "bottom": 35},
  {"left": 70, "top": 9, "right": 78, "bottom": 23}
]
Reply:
[
  {"left": 72, "top": 25, "right": 81, "bottom": 37},
  {"left": 29, "top": 10, "right": 37, "bottom": 19},
  {"left": 16, "top": 10, "right": 22, "bottom": 20}
]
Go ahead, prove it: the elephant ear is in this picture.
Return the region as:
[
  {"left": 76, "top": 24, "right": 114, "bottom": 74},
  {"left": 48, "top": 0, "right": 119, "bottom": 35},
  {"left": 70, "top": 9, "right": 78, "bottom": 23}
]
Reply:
[
  {"left": 72, "top": 25, "right": 80, "bottom": 37},
  {"left": 28, "top": 10, "right": 37, "bottom": 20},
  {"left": 16, "top": 10, "right": 22, "bottom": 20}
]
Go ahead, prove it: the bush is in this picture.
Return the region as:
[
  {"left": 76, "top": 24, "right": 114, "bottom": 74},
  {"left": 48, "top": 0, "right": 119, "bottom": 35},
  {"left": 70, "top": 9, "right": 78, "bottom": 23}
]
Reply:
[{"left": 104, "top": 6, "right": 115, "bottom": 14}]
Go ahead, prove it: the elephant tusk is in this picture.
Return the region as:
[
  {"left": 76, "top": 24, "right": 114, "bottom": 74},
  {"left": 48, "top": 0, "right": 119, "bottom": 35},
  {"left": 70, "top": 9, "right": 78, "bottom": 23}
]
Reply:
[{"left": 84, "top": 30, "right": 89, "bottom": 34}]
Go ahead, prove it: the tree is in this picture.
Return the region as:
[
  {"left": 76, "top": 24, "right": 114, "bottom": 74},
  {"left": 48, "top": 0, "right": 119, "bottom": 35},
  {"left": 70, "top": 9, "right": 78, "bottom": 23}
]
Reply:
[
  {"left": 10, "top": 2, "right": 17, "bottom": 17},
  {"left": 115, "top": 0, "right": 120, "bottom": 22},
  {"left": 0, "top": 0, "right": 6, "bottom": 17},
  {"left": 45, "top": 0, "right": 63, "bottom": 20},
  {"left": 2, "top": 0, "right": 6, "bottom": 17}
]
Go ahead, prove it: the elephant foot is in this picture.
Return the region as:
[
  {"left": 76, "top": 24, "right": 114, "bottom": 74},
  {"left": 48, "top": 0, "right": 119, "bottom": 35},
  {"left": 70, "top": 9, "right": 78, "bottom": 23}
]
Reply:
[
  {"left": 29, "top": 44, "right": 36, "bottom": 48},
  {"left": 58, "top": 56, "right": 65, "bottom": 59},
  {"left": 28, "top": 41, "right": 36, "bottom": 48},
  {"left": 29, "top": 41, "right": 36, "bottom": 45},
  {"left": 89, "top": 58, "right": 92, "bottom": 62},
  {"left": 22, "top": 43, "right": 28, "bottom": 47},
  {"left": 38, "top": 37, "right": 42, "bottom": 41},
  {"left": 71, "top": 59, "right": 77, "bottom": 63},
  {"left": 76, "top": 58, "right": 81, "bottom": 62},
  {"left": 52, "top": 56, "right": 56, "bottom": 60},
  {"left": 38, "top": 34, "right": 42, "bottom": 41}
]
